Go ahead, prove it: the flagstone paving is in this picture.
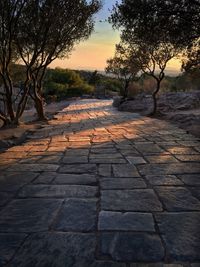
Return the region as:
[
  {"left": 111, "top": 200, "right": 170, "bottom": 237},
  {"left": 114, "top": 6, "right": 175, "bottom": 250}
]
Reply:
[{"left": 0, "top": 99, "right": 200, "bottom": 267}]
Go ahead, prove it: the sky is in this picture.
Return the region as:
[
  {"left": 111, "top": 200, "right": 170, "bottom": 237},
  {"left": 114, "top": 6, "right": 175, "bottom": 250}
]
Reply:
[{"left": 50, "top": 0, "right": 181, "bottom": 75}]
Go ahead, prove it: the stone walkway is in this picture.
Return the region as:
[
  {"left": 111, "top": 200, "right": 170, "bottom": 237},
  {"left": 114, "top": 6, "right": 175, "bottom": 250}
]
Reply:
[{"left": 0, "top": 99, "right": 200, "bottom": 267}]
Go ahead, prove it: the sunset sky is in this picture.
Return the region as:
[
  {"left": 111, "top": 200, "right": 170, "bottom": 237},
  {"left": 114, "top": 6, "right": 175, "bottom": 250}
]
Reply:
[{"left": 50, "top": 0, "right": 182, "bottom": 75}]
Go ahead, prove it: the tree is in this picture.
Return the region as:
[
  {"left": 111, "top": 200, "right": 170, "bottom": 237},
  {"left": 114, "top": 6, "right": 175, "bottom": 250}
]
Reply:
[
  {"left": 130, "top": 42, "right": 181, "bottom": 114},
  {"left": 0, "top": 0, "right": 26, "bottom": 125},
  {"left": 109, "top": 0, "right": 191, "bottom": 114},
  {"left": 182, "top": 38, "right": 200, "bottom": 72},
  {"left": 106, "top": 43, "right": 140, "bottom": 99},
  {"left": 43, "top": 68, "right": 94, "bottom": 99},
  {"left": 17, "top": 0, "right": 101, "bottom": 121}
]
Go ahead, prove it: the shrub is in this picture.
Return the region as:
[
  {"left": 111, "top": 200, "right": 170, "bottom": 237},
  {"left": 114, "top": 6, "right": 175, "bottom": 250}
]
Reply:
[{"left": 43, "top": 68, "right": 94, "bottom": 99}]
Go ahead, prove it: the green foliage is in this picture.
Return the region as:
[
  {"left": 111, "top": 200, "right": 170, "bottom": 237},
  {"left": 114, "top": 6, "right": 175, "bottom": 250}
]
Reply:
[
  {"left": 182, "top": 39, "right": 200, "bottom": 72},
  {"left": 89, "top": 70, "right": 101, "bottom": 85},
  {"left": 43, "top": 68, "right": 94, "bottom": 100},
  {"left": 101, "top": 78, "right": 123, "bottom": 92}
]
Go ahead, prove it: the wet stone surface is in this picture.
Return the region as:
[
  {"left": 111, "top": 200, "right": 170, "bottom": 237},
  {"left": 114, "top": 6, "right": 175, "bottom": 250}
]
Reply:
[{"left": 0, "top": 99, "right": 199, "bottom": 265}]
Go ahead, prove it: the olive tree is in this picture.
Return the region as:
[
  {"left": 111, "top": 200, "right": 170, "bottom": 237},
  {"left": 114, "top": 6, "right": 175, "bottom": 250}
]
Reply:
[
  {"left": 17, "top": 0, "right": 101, "bottom": 121},
  {"left": 106, "top": 43, "right": 140, "bottom": 99},
  {"left": 182, "top": 38, "right": 200, "bottom": 72},
  {"left": 128, "top": 42, "right": 179, "bottom": 114},
  {"left": 109, "top": 0, "right": 198, "bottom": 114},
  {"left": 0, "top": 0, "right": 26, "bottom": 125}
]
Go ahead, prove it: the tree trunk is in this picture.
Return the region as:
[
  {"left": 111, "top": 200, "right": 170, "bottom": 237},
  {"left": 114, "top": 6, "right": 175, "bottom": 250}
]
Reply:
[
  {"left": 6, "top": 95, "right": 15, "bottom": 121},
  {"left": 151, "top": 81, "right": 161, "bottom": 115},
  {"left": 123, "top": 80, "right": 129, "bottom": 99},
  {"left": 2, "top": 76, "right": 15, "bottom": 121},
  {"left": 34, "top": 95, "right": 47, "bottom": 121},
  {"left": 32, "top": 71, "right": 47, "bottom": 121},
  {"left": 0, "top": 112, "right": 10, "bottom": 127}
]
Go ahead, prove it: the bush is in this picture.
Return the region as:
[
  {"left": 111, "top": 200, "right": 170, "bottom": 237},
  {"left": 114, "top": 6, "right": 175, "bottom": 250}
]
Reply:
[{"left": 43, "top": 68, "right": 94, "bottom": 99}]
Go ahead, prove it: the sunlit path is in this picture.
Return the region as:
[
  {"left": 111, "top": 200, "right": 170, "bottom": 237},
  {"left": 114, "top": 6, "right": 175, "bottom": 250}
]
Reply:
[{"left": 0, "top": 99, "right": 200, "bottom": 266}]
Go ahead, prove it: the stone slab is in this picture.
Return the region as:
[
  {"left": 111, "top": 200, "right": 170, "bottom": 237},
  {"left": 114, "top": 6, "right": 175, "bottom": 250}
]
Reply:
[
  {"left": 145, "top": 175, "right": 183, "bottom": 186},
  {"left": 59, "top": 164, "right": 97, "bottom": 174},
  {"left": 126, "top": 156, "right": 147, "bottom": 164},
  {"left": 177, "top": 174, "right": 200, "bottom": 185},
  {"left": 112, "top": 164, "right": 140, "bottom": 178},
  {"left": 90, "top": 158, "right": 126, "bottom": 164},
  {"left": 32, "top": 172, "right": 56, "bottom": 184},
  {"left": 18, "top": 185, "right": 97, "bottom": 198},
  {"left": 0, "top": 172, "right": 38, "bottom": 187},
  {"left": 100, "top": 232, "right": 164, "bottom": 262},
  {"left": 65, "top": 148, "right": 89, "bottom": 156},
  {"left": 9, "top": 233, "right": 96, "bottom": 267},
  {"left": 155, "top": 187, "right": 200, "bottom": 211},
  {"left": 53, "top": 174, "right": 97, "bottom": 185},
  {"left": 0, "top": 233, "right": 27, "bottom": 266},
  {"left": 62, "top": 156, "right": 88, "bottom": 163},
  {"left": 0, "top": 192, "right": 14, "bottom": 207},
  {"left": 101, "top": 189, "right": 163, "bottom": 211},
  {"left": 135, "top": 144, "right": 164, "bottom": 154},
  {"left": 138, "top": 163, "right": 200, "bottom": 176},
  {"left": 174, "top": 155, "right": 200, "bottom": 162},
  {"left": 167, "top": 147, "right": 199, "bottom": 155},
  {"left": 98, "top": 211, "right": 155, "bottom": 231},
  {"left": 54, "top": 198, "right": 97, "bottom": 231},
  {"left": 155, "top": 212, "right": 200, "bottom": 261},
  {"left": 7, "top": 164, "right": 59, "bottom": 172},
  {"left": 0, "top": 199, "right": 62, "bottom": 232},
  {"left": 189, "top": 187, "right": 200, "bottom": 201},
  {"left": 146, "top": 155, "right": 178, "bottom": 163},
  {"left": 98, "top": 164, "right": 112, "bottom": 177},
  {"left": 100, "top": 178, "right": 146, "bottom": 189}
]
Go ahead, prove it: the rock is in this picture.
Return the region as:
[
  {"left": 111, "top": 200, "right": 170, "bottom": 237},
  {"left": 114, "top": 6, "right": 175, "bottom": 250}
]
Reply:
[
  {"left": 157, "top": 91, "right": 200, "bottom": 112},
  {"left": 112, "top": 96, "right": 122, "bottom": 108}
]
